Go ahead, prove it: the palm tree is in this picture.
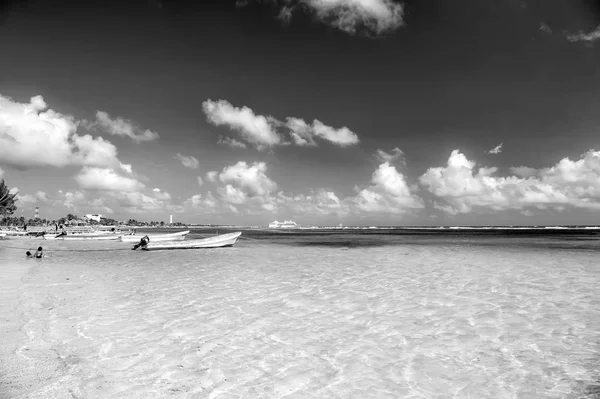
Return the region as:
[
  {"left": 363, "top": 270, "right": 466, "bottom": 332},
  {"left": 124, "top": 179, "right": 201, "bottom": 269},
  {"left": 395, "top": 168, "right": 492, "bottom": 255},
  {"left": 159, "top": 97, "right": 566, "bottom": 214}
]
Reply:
[{"left": 0, "top": 179, "right": 18, "bottom": 217}]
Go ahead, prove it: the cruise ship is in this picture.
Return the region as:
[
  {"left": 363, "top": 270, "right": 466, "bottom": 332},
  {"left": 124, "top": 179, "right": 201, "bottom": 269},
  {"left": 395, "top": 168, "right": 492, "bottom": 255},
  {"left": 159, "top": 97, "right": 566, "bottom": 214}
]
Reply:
[{"left": 268, "top": 220, "right": 299, "bottom": 229}]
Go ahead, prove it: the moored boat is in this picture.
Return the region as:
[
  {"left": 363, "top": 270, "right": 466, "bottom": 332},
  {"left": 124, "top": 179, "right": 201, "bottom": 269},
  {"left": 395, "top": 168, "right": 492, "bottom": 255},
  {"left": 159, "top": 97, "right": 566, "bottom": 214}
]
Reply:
[
  {"left": 44, "top": 233, "right": 121, "bottom": 241},
  {"left": 119, "top": 230, "right": 189, "bottom": 243},
  {"left": 136, "top": 232, "right": 242, "bottom": 251}
]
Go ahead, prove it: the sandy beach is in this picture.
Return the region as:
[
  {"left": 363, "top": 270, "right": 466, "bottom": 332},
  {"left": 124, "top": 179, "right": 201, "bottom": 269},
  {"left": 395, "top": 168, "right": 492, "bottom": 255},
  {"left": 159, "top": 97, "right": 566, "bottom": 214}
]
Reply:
[{"left": 1, "top": 232, "right": 599, "bottom": 398}]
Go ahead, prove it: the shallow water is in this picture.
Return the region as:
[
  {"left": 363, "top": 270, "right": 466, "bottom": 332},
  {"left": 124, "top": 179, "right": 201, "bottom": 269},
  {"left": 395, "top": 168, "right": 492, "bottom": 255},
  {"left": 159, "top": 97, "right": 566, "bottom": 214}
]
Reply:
[{"left": 1, "top": 232, "right": 600, "bottom": 398}]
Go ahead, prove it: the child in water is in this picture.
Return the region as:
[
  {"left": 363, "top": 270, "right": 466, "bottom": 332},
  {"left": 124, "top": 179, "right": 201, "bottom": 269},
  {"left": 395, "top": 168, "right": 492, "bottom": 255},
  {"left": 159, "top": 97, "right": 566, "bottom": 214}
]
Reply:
[{"left": 34, "top": 246, "right": 44, "bottom": 258}]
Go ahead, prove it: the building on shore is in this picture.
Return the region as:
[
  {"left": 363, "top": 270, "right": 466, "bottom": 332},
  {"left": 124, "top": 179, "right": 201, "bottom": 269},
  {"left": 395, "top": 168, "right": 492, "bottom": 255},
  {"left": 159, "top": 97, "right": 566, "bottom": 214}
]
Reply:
[{"left": 84, "top": 214, "right": 102, "bottom": 223}]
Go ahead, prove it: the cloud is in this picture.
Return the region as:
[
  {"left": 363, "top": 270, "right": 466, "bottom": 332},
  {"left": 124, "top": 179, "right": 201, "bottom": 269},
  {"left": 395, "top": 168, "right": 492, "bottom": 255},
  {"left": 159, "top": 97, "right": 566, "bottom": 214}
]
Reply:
[
  {"left": 186, "top": 192, "right": 218, "bottom": 210},
  {"left": 94, "top": 111, "right": 159, "bottom": 142},
  {"left": 566, "top": 25, "right": 600, "bottom": 43},
  {"left": 18, "top": 194, "right": 38, "bottom": 204},
  {"left": 175, "top": 153, "right": 200, "bottom": 169},
  {"left": 203, "top": 99, "right": 359, "bottom": 150},
  {"left": 206, "top": 171, "right": 218, "bottom": 182},
  {"left": 420, "top": 149, "right": 600, "bottom": 214},
  {"left": 347, "top": 161, "right": 424, "bottom": 214},
  {"left": 0, "top": 167, "right": 3, "bottom": 178},
  {"left": 188, "top": 160, "right": 424, "bottom": 218},
  {"left": 312, "top": 120, "right": 359, "bottom": 147},
  {"left": 269, "top": 0, "right": 405, "bottom": 35},
  {"left": 152, "top": 188, "right": 172, "bottom": 201},
  {"left": 217, "top": 136, "right": 248, "bottom": 149},
  {"left": 74, "top": 167, "right": 146, "bottom": 192},
  {"left": 187, "top": 161, "right": 279, "bottom": 213},
  {"left": 203, "top": 99, "right": 282, "bottom": 150},
  {"left": 375, "top": 147, "right": 404, "bottom": 163},
  {"left": 276, "top": 189, "right": 346, "bottom": 217},
  {"left": 197, "top": 176, "right": 204, "bottom": 187},
  {"left": 0, "top": 94, "right": 122, "bottom": 169},
  {"left": 218, "top": 161, "right": 277, "bottom": 198},
  {"left": 53, "top": 187, "right": 179, "bottom": 216},
  {"left": 18, "top": 191, "right": 48, "bottom": 205},
  {"left": 539, "top": 23, "right": 551, "bottom": 34},
  {"left": 112, "top": 191, "right": 173, "bottom": 213},
  {"left": 286, "top": 117, "right": 359, "bottom": 147},
  {"left": 486, "top": 143, "right": 503, "bottom": 155},
  {"left": 286, "top": 117, "right": 317, "bottom": 147},
  {"left": 510, "top": 166, "right": 537, "bottom": 178}
]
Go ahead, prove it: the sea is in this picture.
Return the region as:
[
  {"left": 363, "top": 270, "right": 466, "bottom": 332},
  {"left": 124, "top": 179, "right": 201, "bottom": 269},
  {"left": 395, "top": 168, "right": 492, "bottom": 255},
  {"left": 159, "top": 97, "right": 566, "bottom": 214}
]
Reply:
[{"left": 1, "top": 227, "right": 599, "bottom": 399}]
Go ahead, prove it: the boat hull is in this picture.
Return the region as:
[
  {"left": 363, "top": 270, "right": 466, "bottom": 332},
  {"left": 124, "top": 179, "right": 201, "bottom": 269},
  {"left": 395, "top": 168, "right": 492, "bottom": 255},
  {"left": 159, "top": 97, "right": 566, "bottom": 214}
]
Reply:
[
  {"left": 45, "top": 234, "right": 120, "bottom": 241},
  {"left": 119, "top": 230, "right": 189, "bottom": 243},
  {"left": 140, "top": 232, "right": 242, "bottom": 251}
]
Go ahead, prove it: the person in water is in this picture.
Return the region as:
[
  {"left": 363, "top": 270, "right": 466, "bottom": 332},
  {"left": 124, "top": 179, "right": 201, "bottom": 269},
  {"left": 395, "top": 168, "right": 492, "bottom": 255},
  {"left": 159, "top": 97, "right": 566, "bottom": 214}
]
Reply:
[
  {"left": 132, "top": 235, "right": 150, "bottom": 250},
  {"left": 26, "top": 251, "right": 33, "bottom": 258},
  {"left": 34, "top": 246, "right": 44, "bottom": 258}
]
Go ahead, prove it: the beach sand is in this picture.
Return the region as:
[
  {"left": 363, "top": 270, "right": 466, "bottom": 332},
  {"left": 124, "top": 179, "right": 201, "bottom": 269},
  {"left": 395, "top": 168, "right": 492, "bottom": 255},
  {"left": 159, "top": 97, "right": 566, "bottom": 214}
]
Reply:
[{"left": 1, "top": 235, "right": 599, "bottom": 398}]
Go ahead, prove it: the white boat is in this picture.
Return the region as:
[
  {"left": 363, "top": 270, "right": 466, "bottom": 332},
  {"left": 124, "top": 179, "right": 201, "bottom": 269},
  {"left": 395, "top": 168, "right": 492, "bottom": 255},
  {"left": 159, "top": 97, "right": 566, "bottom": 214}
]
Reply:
[
  {"left": 44, "top": 233, "right": 121, "bottom": 241},
  {"left": 0, "top": 230, "right": 28, "bottom": 236},
  {"left": 268, "top": 220, "right": 298, "bottom": 229},
  {"left": 137, "top": 232, "right": 242, "bottom": 251},
  {"left": 119, "top": 230, "right": 189, "bottom": 243}
]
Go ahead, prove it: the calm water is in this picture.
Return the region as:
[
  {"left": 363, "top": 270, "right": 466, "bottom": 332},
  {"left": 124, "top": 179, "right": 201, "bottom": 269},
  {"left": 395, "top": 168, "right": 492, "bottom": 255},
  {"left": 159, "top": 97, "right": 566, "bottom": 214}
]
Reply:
[{"left": 1, "top": 229, "right": 599, "bottom": 398}]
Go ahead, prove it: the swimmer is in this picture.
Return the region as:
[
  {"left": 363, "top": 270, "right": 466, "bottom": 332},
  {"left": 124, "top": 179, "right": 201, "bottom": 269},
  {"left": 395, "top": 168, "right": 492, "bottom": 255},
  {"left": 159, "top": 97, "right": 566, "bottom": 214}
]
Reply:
[
  {"left": 26, "top": 251, "right": 33, "bottom": 258},
  {"left": 34, "top": 246, "right": 44, "bottom": 258}
]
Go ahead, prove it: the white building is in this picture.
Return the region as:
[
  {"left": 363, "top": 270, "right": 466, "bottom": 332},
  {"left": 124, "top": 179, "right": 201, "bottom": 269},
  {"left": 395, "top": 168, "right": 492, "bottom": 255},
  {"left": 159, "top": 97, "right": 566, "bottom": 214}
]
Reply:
[{"left": 84, "top": 214, "right": 102, "bottom": 222}]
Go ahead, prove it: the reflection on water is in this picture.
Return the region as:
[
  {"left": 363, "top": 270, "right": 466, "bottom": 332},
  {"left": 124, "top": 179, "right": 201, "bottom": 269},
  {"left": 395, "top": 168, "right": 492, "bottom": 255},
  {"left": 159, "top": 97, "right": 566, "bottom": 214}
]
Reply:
[{"left": 2, "top": 230, "right": 600, "bottom": 398}]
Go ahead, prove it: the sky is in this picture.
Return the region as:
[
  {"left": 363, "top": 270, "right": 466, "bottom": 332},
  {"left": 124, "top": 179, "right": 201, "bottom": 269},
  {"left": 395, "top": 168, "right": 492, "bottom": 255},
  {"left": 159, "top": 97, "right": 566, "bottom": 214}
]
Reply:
[{"left": 1, "top": 0, "right": 600, "bottom": 226}]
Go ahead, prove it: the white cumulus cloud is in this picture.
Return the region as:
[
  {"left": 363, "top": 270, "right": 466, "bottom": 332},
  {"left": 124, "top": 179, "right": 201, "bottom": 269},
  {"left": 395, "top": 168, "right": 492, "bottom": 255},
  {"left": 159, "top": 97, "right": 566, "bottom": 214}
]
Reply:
[
  {"left": 206, "top": 171, "right": 218, "bottom": 182},
  {"left": 375, "top": 147, "right": 404, "bottom": 163},
  {"left": 94, "top": 111, "right": 159, "bottom": 142},
  {"left": 74, "top": 167, "right": 146, "bottom": 192},
  {"left": 566, "top": 25, "right": 600, "bottom": 43},
  {"left": 270, "top": 0, "right": 404, "bottom": 35},
  {"left": 0, "top": 94, "right": 122, "bottom": 169},
  {"left": 218, "top": 161, "right": 277, "bottom": 198},
  {"left": 217, "top": 136, "right": 247, "bottom": 149},
  {"left": 420, "top": 149, "right": 600, "bottom": 214},
  {"left": 175, "top": 153, "right": 200, "bottom": 169},
  {"left": 203, "top": 99, "right": 359, "bottom": 150},
  {"left": 348, "top": 162, "right": 424, "bottom": 214},
  {"left": 203, "top": 99, "right": 282, "bottom": 151},
  {"left": 486, "top": 143, "right": 503, "bottom": 155},
  {"left": 286, "top": 117, "right": 317, "bottom": 147},
  {"left": 312, "top": 119, "right": 359, "bottom": 147}
]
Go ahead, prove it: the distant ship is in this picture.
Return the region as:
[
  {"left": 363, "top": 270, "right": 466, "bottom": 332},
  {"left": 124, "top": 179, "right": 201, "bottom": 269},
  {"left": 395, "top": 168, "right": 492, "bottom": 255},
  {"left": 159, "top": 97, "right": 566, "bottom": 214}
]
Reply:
[{"left": 268, "top": 220, "right": 298, "bottom": 229}]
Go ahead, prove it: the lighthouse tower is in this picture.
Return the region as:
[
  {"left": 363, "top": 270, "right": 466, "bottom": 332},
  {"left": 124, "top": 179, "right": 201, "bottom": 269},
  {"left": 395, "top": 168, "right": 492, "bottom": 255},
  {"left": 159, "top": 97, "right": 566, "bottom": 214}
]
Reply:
[
  {"left": 169, "top": 214, "right": 173, "bottom": 224},
  {"left": 34, "top": 206, "right": 40, "bottom": 219}
]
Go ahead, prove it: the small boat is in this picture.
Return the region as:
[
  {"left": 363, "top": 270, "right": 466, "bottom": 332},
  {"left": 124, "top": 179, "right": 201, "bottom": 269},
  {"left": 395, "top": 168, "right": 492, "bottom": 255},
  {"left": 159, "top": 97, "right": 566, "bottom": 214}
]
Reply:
[
  {"left": 119, "top": 230, "right": 189, "bottom": 243},
  {"left": 137, "top": 232, "right": 242, "bottom": 251},
  {"left": 44, "top": 233, "right": 121, "bottom": 241}
]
